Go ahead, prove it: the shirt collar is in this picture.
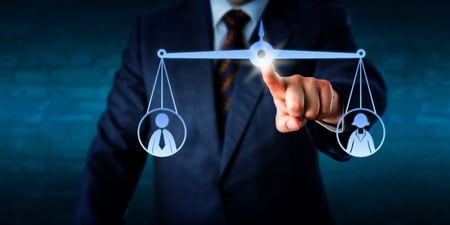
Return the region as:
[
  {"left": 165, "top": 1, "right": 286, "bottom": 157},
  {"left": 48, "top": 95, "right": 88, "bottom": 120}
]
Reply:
[{"left": 210, "top": 0, "right": 269, "bottom": 28}]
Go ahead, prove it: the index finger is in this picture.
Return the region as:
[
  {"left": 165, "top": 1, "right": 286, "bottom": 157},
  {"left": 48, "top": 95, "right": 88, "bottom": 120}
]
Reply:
[{"left": 261, "top": 64, "right": 286, "bottom": 97}]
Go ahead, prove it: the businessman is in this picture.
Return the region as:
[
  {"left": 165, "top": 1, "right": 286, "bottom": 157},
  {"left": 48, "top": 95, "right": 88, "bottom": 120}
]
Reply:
[{"left": 74, "top": 0, "right": 387, "bottom": 224}]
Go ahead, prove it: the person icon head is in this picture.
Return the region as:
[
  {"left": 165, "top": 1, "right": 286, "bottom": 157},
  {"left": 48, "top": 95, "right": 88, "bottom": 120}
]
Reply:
[
  {"left": 155, "top": 113, "right": 169, "bottom": 129},
  {"left": 352, "top": 113, "right": 370, "bottom": 128}
]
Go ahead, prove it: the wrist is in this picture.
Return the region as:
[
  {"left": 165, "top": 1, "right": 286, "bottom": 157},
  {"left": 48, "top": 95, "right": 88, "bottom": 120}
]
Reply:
[{"left": 320, "top": 89, "right": 342, "bottom": 125}]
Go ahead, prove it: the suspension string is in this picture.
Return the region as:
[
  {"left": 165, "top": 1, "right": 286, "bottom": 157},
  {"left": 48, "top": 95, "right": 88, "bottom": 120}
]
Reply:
[
  {"left": 359, "top": 59, "right": 363, "bottom": 108},
  {"left": 160, "top": 60, "right": 164, "bottom": 109},
  {"left": 345, "top": 59, "right": 361, "bottom": 113},
  {"left": 361, "top": 59, "right": 377, "bottom": 114},
  {"left": 147, "top": 58, "right": 164, "bottom": 112},
  {"left": 162, "top": 61, "right": 178, "bottom": 113}
]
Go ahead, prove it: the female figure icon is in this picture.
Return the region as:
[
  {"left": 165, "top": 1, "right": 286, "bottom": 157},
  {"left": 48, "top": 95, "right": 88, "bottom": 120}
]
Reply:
[
  {"left": 345, "top": 113, "right": 376, "bottom": 157},
  {"left": 147, "top": 113, "right": 177, "bottom": 157}
]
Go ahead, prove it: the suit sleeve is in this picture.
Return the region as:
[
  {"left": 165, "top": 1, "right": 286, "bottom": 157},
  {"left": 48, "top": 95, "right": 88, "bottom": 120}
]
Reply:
[
  {"left": 73, "top": 16, "right": 149, "bottom": 225},
  {"left": 307, "top": 5, "right": 387, "bottom": 161}
]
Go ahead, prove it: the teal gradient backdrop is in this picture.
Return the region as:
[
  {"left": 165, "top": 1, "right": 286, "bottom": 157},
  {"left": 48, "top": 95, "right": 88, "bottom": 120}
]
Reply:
[{"left": 1, "top": 0, "right": 449, "bottom": 224}]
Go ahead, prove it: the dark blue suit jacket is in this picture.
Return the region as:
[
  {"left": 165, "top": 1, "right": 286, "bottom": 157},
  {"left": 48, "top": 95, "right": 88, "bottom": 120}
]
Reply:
[{"left": 74, "top": 0, "right": 387, "bottom": 224}]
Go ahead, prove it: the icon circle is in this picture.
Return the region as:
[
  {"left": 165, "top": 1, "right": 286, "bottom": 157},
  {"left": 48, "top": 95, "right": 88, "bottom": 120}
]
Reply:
[
  {"left": 335, "top": 108, "right": 385, "bottom": 157},
  {"left": 137, "top": 108, "right": 187, "bottom": 157}
]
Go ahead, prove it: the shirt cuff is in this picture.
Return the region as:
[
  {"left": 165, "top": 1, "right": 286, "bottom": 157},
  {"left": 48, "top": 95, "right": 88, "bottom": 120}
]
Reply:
[{"left": 314, "top": 119, "right": 345, "bottom": 133}]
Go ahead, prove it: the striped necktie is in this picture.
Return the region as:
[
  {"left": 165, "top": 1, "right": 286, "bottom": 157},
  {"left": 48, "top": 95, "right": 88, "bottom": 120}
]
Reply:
[{"left": 215, "top": 9, "right": 250, "bottom": 132}]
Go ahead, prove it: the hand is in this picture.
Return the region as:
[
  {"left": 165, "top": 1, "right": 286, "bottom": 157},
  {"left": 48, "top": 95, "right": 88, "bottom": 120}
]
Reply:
[{"left": 261, "top": 64, "right": 342, "bottom": 133}]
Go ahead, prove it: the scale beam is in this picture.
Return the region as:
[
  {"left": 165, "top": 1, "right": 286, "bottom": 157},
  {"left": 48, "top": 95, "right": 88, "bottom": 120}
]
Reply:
[
  {"left": 157, "top": 21, "right": 365, "bottom": 67},
  {"left": 158, "top": 48, "right": 365, "bottom": 60},
  {"left": 158, "top": 49, "right": 366, "bottom": 59},
  {"left": 158, "top": 49, "right": 250, "bottom": 59},
  {"left": 273, "top": 49, "right": 365, "bottom": 59},
  {"left": 158, "top": 47, "right": 365, "bottom": 67}
]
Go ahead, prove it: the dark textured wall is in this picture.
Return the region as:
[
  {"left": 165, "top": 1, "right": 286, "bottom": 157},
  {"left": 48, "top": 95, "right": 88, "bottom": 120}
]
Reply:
[
  {"left": 322, "top": 1, "right": 450, "bottom": 225},
  {"left": 1, "top": 0, "right": 449, "bottom": 225}
]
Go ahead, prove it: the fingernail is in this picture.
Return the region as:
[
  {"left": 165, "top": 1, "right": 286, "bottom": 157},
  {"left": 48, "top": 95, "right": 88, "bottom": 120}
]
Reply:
[{"left": 286, "top": 119, "right": 299, "bottom": 131}]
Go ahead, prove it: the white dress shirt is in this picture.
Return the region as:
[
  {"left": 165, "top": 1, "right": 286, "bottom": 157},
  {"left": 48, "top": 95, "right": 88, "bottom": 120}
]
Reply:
[{"left": 210, "top": 0, "right": 269, "bottom": 50}]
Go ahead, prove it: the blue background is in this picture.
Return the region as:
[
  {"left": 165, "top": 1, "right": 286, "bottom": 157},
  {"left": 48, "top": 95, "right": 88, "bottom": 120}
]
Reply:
[{"left": 1, "top": 0, "right": 449, "bottom": 224}]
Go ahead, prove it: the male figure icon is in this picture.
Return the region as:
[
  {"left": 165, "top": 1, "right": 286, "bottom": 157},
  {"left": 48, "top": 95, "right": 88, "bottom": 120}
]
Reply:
[{"left": 147, "top": 112, "right": 177, "bottom": 157}]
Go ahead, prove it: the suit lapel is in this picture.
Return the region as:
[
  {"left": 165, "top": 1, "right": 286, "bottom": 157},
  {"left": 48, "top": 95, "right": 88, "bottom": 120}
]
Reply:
[
  {"left": 219, "top": 3, "right": 295, "bottom": 177},
  {"left": 160, "top": 0, "right": 300, "bottom": 176},
  {"left": 167, "top": 1, "right": 222, "bottom": 155}
]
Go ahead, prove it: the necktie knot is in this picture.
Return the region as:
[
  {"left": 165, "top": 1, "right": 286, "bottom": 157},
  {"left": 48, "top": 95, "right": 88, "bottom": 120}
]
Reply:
[{"left": 222, "top": 9, "right": 250, "bottom": 32}]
